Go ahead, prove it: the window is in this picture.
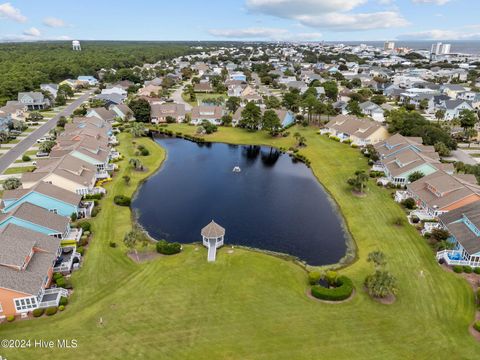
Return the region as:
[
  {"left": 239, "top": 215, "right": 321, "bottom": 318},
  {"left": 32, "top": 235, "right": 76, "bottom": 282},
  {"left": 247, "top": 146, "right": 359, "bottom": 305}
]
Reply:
[
  {"left": 0, "top": 302, "right": 3, "bottom": 312},
  {"left": 50, "top": 209, "right": 58, "bottom": 214},
  {"left": 14, "top": 297, "right": 37, "bottom": 312}
]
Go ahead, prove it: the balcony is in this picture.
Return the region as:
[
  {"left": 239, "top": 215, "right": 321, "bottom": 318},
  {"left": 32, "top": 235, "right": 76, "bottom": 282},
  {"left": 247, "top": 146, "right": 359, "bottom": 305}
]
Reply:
[
  {"left": 53, "top": 246, "right": 81, "bottom": 273},
  {"left": 64, "top": 228, "right": 83, "bottom": 243},
  {"left": 38, "top": 288, "right": 68, "bottom": 309}
]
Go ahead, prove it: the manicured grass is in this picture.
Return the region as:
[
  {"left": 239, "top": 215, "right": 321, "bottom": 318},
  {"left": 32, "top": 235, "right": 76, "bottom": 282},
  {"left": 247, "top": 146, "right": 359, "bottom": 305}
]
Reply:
[
  {"left": 1, "top": 128, "right": 479, "bottom": 359},
  {"left": 182, "top": 92, "right": 227, "bottom": 106},
  {"left": 24, "top": 150, "right": 38, "bottom": 157},
  {"left": 2, "top": 165, "right": 35, "bottom": 174}
]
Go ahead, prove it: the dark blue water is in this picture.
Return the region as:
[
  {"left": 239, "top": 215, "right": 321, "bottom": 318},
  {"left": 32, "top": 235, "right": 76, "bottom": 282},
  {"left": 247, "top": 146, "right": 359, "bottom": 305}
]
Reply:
[{"left": 132, "top": 138, "right": 347, "bottom": 265}]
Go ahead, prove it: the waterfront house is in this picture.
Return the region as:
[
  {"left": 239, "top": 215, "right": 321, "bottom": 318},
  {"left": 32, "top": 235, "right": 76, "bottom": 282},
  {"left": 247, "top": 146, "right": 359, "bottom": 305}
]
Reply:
[
  {"left": 436, "top": 202, "right": 480, "bottom": 268},
  {"left": 151, "top": 103, "right": 186, "bottom": 124},
  {"left": 110, "top": 104, "right": 134, "bottom": 121},
  {"left": 22, "top": 155, "right": 97, "bottom": 196},
  {"left": 0, "top": 224, "right": 64, "bottom": 319},
  {"left": 1, "top": 181, "right": 88, "bottom": 218},
  {"left": 191, "top": 106, "right": 223, "bottom": 125},
  {"left": 0, "top": 202, "right": 71, "bottom": 239},
  {"left": 399, "top": 171, "right": 480, "bottom": 217},
  {"left": 322, "top": 115, "right": 389, "bottom": 146}
]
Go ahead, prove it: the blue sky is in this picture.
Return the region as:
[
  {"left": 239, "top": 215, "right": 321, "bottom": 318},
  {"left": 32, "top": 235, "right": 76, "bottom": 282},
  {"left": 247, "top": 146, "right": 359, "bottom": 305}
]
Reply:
[{"left": 0, "top": 0, "right": 478, "bottom": 42}]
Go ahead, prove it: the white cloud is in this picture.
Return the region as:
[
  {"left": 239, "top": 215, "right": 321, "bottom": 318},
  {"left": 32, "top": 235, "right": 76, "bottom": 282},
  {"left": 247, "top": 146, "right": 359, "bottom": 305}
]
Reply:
[
  {"left": 398, "top": 29, "right": 480, "bottom": 40},
  {"left": 412, "top": 0, "right": 451, "bottom": 5},
  {"left": 43, "top": 17, "right": 67, "bottom": 28},
  {"left": 0, "top": 33, "right": 71, "bottom": 42},
  {"left": 23, "top": 27, "right": 41, "bottom": 37},
  {"left": 245, "top": 0, "right": 408, "bottom": 31},
  {"left": 0, "top": 2, "right": 27, "bottom": 22},
  {"left": 208, "top": 27, "right": 321, "bottom": 41},
  {"left": 297, "top": 11, "right": 408, "bottom": 31},
  {"left": 246, "top": 0, "right": 367, "bottom": 17}
]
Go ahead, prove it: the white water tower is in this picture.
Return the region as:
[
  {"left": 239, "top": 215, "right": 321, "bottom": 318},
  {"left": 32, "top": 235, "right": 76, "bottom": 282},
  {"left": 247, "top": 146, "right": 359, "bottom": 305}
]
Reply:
[{"left": 72, "top": 40, "right": 81, "bottom": 51}]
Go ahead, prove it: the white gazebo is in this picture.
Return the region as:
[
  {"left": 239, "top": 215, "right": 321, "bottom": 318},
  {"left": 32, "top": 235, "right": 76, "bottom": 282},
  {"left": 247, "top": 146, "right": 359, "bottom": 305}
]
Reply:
[{"left": 201, "top": 220, "right": 225, "bottom": 262}]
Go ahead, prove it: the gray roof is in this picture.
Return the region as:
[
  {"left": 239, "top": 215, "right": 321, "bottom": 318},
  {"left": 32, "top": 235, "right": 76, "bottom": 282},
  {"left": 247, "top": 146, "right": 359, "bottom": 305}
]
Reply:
[
  {"left": 0, "top": 202, "right": 69, "bottom": 233},
  {"left": 3, "top": 182, "right": 81, "bottom": 207},
  {"left": 439, "top": 202, "right": 480, "bottom": 255},
  {"left": 0, "top": 224, "right": 60, "bottom": 295},
  {"left": 201, "top": 221, "right": 225, "bottom": 238}
]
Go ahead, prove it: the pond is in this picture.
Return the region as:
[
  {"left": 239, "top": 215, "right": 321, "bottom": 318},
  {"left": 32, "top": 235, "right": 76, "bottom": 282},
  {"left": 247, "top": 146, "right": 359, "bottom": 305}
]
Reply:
[{"left": 132, "top": 137, "right": 348, "bottom": 266}]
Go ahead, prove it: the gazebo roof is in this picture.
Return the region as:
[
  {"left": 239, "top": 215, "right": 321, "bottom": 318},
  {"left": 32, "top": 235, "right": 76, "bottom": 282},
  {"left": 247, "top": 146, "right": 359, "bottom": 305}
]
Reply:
[{"left": 201, "top": 220, "right": 225, "bottom": 238}]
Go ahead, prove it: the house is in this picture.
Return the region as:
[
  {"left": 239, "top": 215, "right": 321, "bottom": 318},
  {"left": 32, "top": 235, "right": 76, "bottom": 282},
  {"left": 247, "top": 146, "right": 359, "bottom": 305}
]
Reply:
[
  {"left": 229, "top": 72, "right": 247, "bottom": 82},
  {"left": 59, "top": 79, "right": 79, "bottom": 89},
  {"left": 0, "top": 110, "right": 11, "bottom": 131},
  {"left": 0, "top": 101, "right": 27, "bottom": 121},
  {"left": 359, "top": 101, "right": 385, "bottom": 122},
  {"left": 1, "top": 181, "right": 91, "bottom": 218},
  {"left": 441, "top": 84, "right": 466, "bottom": 99},
  {"left": 194, "top": 82, "right": 214, "bottom": 93},
  {"left": 440, "top": 100, "right": 473, "bottom": 121},
  {"left": 40, "top": 84, "right": 58, "bottom": 99},
  {"left": 68, "top": 143, "right": 112, "bottom": 179},
  {"left": 286, "top": 81, "right": 308, "bottom": 94},
  {"left": 191, "top": 106, "right": 223, "bottom": 125},
  {"left": 0, "top": 202, "right": 71, "bottom": 239},
  {"left": 380, "top": 148, "right": 449, "bottom": 185},
  {"left": 401, "top": 171, "right": 480, "bottom": 217},
  {"left": 374, "top": 134, "right": 436, "bottom": 160},
  {"left": 0, "top": 224, "right": 64, "bottom": 318},
  {"left": 436, "top": 202, "right": 480, "bottom": 268},
  {"left": 93, "top": 93, "right": 126, "bottom": 106},
  {"left": 101, "top": 86, "right": 127, "bottom": 96},
  {"left": 17, "top": 92, "right": 50, "bottom": 110},
  {"left": 77, "top": 76, "right": 98, "bottom": 86},
  {"left": 86, "top": 107, "right": 117, "bottom": 123},
  {"left": 150, "top": 103, "right": 186, "bottom": 123},
  {"left": 137, "top": 85, "right": 162, "bottom": 97},
  {"left": 322, "top": 115, "right": 389, "bottom": 146},
  {"left": 22, "top": 155, "right": 97, "bottom": 196},
  {"left": 110, "top": 104, "right": 134, "bottom": 121}
]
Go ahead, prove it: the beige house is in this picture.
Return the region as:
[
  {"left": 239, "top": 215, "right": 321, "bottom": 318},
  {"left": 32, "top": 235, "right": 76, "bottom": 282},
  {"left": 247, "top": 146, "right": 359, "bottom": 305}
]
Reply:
[{"left": 322, "top": 115, "right": 389, "bottom": 146}]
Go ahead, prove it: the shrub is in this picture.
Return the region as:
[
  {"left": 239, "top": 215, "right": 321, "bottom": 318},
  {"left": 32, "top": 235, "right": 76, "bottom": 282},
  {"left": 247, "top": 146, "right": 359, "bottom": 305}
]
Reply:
[
  {"left": 109, "top": 241, "right": 117, "bottom": 248},
  {"left": 53, "top": 272, "right": 63, "bottom": 280},
  {"left": 78, "top": 221, "right": 91, "bottom": 232},
  {"left": 463, "top": 266, "right": 473, "bottom": 273},
  {"left": 6, "top": 315, "right": 15, "bottom": 322},
  {"left": 140, "top": 148, "right": 150, "bottom": 156},
  {"left": 473, "top": 321, "right": 480, "bottom": 332},
  {"left": 452, "top": 265, "right": 463, "bottom": 273},
  {"left": 325, "top": 270, "right": 338, "bottom": 286},
  {"left": 401, "top": 198, "right": 416, "bottom": 210},
  {"left": 59, "top": 305, "right": 65, "bottom": 311},
  {"left": 22, "top": 154, "right": 31, "bottom": 162},
  {"left": 77, "top": 246, "right": 84, "bottom": 256},
  {"left": 45, "top": 307, "right": 58, "bottom": 316},
  {"left": 114, "top": 195, "right": 131, "bottom": 206},
  {"left": 311, "top": 276, "right": 354, "bottom": 301},
  {"left": 91, "top": 206, "right": 101, "bottom": 217},
  {"left": 32, "top": 308, "right": 44, "bottom": 317},
  {"left": 59, "top": 297, "right": 68, "bottom": 306},
  {"left": 308, "top": 271, "right": 322, "bottom": 285},
  {"left": 474, "top": 267, "right": 480, "bottom": 275},
  {"left": 84, "top": 231, "right": 91, "bottom": 236},
  {"left": 393, "top": 217, "right": 406, "bottom": 226},
  {"left": 156, "top": 240, "right": 181, "bottom": 255}
]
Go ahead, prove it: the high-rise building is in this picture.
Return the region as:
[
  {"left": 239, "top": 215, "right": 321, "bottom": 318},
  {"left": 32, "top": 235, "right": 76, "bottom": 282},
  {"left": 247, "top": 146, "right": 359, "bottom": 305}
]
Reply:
[
  {"left": 384, "top": 41, "right": 395, "bottom": 51},
  {"left": 431, "top": 42, "right": 451, "bottom": 55}
]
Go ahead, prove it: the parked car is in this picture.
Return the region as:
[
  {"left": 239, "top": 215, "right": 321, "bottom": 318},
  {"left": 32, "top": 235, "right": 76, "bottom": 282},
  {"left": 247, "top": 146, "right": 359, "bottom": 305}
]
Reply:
[
  {"left": 36, "top": 151, "right": 49, "bottom": 157},
  {"left": 36, "top": 137, "right": 47, "bottom": 143}
]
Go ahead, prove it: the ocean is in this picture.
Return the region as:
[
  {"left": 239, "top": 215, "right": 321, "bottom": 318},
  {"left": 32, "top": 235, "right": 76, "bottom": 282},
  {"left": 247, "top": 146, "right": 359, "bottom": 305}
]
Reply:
[{"left": 326, "top": 40, "right": 480, "bottom": 55}]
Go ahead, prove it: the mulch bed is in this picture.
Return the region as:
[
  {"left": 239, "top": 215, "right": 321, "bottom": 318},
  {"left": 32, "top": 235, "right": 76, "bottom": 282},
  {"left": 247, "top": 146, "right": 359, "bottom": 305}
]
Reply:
[
  {"left": 351, "top": 190, "right": 367, "bottom": 198},
  {"left": 305, "top": 288, "right": 356, "bottom": 304},
  {"left": 127, "top": 251, "right": 162, "bottom": 263}
]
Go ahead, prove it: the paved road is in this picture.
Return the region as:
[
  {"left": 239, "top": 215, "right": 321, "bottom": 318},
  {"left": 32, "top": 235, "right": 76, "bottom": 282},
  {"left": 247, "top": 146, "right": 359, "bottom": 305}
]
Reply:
[
  {"left": 170, "top": 82, "right": 193, "bottom": 111},
  {"left": 0, "top": 90, "right": 93, "bottom": 174},
  {"left": 450, "top": 149, "right": 478, "bottom": 165}
]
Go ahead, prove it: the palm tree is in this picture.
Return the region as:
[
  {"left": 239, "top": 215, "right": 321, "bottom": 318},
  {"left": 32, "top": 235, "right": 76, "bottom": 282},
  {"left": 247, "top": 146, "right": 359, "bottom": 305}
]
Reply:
[
  {"left": 347, "top": 170, "right": 369, "bottom": 194},
  {"left": 129, "top": 158, "right": 143, "bottom": 171},
  {"left": 293, "top": 132, "right": 306, "bottom": 147},
  {"left": 130, "top": 123, "right": 145, "bottom": 138}
]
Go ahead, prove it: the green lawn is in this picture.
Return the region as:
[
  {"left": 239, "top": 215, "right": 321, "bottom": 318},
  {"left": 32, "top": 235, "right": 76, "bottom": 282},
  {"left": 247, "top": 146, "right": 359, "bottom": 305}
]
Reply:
[
  {"left": 2, "top": 165, "right": 35, "bottom": 174},
  {"left": 1, "top": 128, "right": 479, "bottom": 359},
  {"left": 182, "top": 92, "right": 227, "bottom": 107}
]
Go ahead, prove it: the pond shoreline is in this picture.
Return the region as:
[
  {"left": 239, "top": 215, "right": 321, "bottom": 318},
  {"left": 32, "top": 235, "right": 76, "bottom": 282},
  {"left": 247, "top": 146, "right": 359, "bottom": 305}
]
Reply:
[{"left": 132, "top": 132, "right": 357, "bottom": 269}]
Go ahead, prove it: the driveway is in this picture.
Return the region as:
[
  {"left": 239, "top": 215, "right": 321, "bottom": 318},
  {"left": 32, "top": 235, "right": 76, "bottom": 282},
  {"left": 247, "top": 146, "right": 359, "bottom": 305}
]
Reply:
[
  {"left": 449, "top": 149, "right": 478, "bottom": 165},
  {"left": 0, "top": 90, "right": 94, "bottom": 174},
  {"left": 170, "top": 82, "right": 192, "bottom": 111}
]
